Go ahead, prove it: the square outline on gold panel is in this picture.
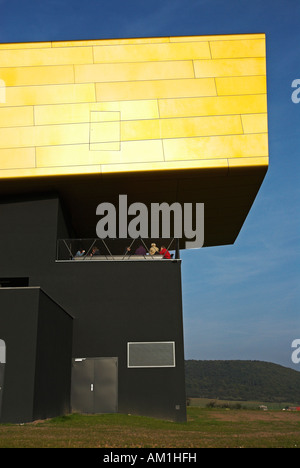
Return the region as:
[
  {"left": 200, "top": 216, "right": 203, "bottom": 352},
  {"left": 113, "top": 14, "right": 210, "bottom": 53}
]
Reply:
[{"left": 89, "top": 110, "right": 121, "bottom": 151}]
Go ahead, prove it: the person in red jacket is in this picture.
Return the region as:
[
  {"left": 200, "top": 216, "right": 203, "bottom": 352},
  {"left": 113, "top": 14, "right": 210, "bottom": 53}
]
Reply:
[{"left": 160, "top": 245, "right": 171, "bottom": 259}]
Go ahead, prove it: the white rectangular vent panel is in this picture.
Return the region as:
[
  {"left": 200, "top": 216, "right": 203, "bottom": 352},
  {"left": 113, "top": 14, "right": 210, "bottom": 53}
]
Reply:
[{"left": 127, "top": 341, "right": 175, "bottom": 368}]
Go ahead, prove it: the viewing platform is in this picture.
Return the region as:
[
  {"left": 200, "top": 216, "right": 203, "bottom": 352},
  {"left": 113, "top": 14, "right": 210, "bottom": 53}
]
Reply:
[{"left": 56, "top": 237, "right": 180, "bottom": 261}]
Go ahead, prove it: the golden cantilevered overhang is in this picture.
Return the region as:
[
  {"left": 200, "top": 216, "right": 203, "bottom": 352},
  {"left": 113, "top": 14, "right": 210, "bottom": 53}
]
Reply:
[{"left": 0, "top": 34, "right": 268, "bottom": 247}]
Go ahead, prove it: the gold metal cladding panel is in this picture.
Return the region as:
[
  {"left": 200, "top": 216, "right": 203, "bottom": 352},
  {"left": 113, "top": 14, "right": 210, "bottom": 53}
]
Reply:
[
  {"left": 241, "top": 113, "right": 268, "bottom": 134},
  {"left": 0, "top": 42, "right": 52, "bottom": 50},
  {"left": 0, "top": 106, "right": 34, "bottom": 127},
  {"left": 34, "top": 100, "right": 159, "bottom": 125},
  {"left": 36, "top": 140, "right": 165, "bottom": 167},
  {"left": 120, "top": 115, "right": 243, "bottom": 141},
  {"left": 210, "top": 39, "right": 266, "bottom": 58},
  {"left": 74, "top": 61, "right": 195, "bottom": 83},
  {"left": 0, "top": 65, "right": 74, "bottom": 86},
  {"left": 0, "top": 165, "right": 101, "bottom": 179},
  {"left": 95, "top": 78, "right": 216, "bottom": 101},
  {"left": 100, "top": 158, "right": 230, "bottom": 174},
  {"left": 163, "top": 134, "right": 269, "bottom": 161},
  {"left": 1, "top": 83, "right": 96, "bottom": 107},
  {"left": 194, "top": 57, "right": 266, "bottom": 78},
  {"left": 0, "top": 123, "right": 90, "bottom": 148},
  {"left": 159, "top": 95, "right": 267, "bottom": 118},
  {"left": 0, "top": 33, "right": 268, "bottom": 177},
  {"left": 0, "top": 147, "right": 35, "bottom": 169},
  {"left": 215, "top": 75, "right": 267, "bottom": 95},
  {"left": 0, "top": 46, "right": 93, "bottom": 67},
  {"left": 92, "top": 41, "right": 211, "bottom": 63},
  {"left": 169, "top": 34, "right": 265, "bottom": 42}
]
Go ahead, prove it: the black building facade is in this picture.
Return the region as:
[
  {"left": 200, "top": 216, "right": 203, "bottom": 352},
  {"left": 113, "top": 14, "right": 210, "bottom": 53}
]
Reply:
[{"left": 0, "top": 195, "right": 187, "bottom": 423}]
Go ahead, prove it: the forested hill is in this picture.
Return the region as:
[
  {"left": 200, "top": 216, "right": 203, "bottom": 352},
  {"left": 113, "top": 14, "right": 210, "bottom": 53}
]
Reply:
[{"left": 185, "top": 360, "right": 300, "bottom": 403}]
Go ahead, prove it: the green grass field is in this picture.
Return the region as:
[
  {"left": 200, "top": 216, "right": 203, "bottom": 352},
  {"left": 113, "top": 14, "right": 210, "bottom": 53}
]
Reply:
[{"left": 0, "top": 406, "right": 299, "bottom": 448}]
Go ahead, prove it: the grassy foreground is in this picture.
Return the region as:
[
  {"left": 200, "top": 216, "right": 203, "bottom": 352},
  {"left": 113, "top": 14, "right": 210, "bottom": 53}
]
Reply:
[{"left": 0, "top": 407, "right": 299, "bottom": 448}]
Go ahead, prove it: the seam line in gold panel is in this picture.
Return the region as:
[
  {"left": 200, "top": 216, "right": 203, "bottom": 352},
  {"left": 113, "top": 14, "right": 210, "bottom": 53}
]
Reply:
[
  {"left": 1, "top": 74, "right": 213, "bottom": 89},
  {"left": 170, "top": 35, "right": 265, "bottom": 42},
  {"left": 210, "top": 92, "right": 266, "bottom": 98},
  {"left": 192, "top": 61, "right": 196, "bottom": 79},
  {"left": 192, "top": 56, "right": 265, "bottom": 61},
  {"left": 0, "top": 35, "right": 264, "bottom": 50},
  {"left": 0, "top": 164, "right": 102, "bottom": 171},
  {"left": 0, "top": 96, "right": 267, "bottom": 113},
  {"left": 1, "top": 99, "right": 99, "bottom": 110},
  {"left": 93, "top": 94, "right": 266, "bottom": 109},
  {"left": 208, "top": 36, "right": 265, "bottom": 41},
  {"left": 0, "top": 78, "right": 219, "bottom": 91},
  {"left": 0, "top": 63, "right": 79, "bottom": 70},
  {"left": 78, "top": 68, "right": 266, "bottom": 80},
  {"left": 157, "top": 131, "right": 268, "bottom": 142},
  {"left": 52, "top": 35, "right": 265, "bottom": 47},
  {"left": 95, "top": 90, "right": 265, "bottom": 103},
  {"left": 78, "top": 73, "right": 266, "bottom": 85},
  {"left": 99, "top": 157, "right": 231, "bottom": 166},
  {"left": 0, "top": 130, "right": 268, "bottom": 152},
  {"left": 51, "top": 38, "right": 172, "bottom": 48},
  {"left": 90, "top": 39, "right": 212, "bottom": 48},
  {"left": 156, "top": 93, "right": 266, "bottom": 107},
  {"left": 214, "top": 73, "right": 266, "bottom": 78},
  {"left": 131, "top": 156, "right": 268, "bottom": 165},
  {"left": 98, "top": 158, "right": 230, "bottom": 171},
  {"left": 0, "top": 44, "right": 52, "bottom": 51},
  {"left": 0, "top": 164, "right": 36, "bottom": 170},
  {"left": 2, "top": 81, "right": 95, "bottom": 89},
  {"left": 240, "top": 115, "right": 245, "bottom": 133},
  {"left": 0, "top": 112, "right": 267, "bottom": 129},
  {"left": 78, "top": 58, "right": 197, "bottom": 65},
  {"left": 209, "top": 72, "right": 266, "bottom": 80},
  {"left": 207, "top": 38, "right": 265, "bottom": 43},
  {"left": 89, "top": 51, "right": 265, "bottom": 64},
  {"left": 213, "top": 77, "right": 217, "bottom": 95},
  {"left": 207, "top": 41, "right": 212, "bottom": 59}
]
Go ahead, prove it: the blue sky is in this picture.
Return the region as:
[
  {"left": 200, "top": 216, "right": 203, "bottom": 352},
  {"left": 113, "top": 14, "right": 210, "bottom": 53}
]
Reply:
[{"left": 0, "top": 0, "right": 299, "bottom": 370}]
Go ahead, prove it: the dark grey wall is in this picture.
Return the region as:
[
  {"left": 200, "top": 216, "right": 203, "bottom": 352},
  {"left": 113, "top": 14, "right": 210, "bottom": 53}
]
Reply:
[
  {"left": 0, "top": 288, "right": 38, "bottom": 423},
  {"left": 52, "top": 261, "right": 186, "bottom": 421},
  {"left": 34, "top": 290, "right": 73, "bottom": 421},
  {"left": 0, "top": 196, "right": 186, "bottom": 422},
  {"left": 0, "top": 287, "right": 72, "bottom": 423}
]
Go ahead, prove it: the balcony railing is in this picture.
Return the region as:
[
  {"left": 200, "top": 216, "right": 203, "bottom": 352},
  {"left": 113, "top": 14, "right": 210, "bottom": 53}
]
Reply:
[{"left": 56, "top": 238, "right": 180, "bottom": 261}]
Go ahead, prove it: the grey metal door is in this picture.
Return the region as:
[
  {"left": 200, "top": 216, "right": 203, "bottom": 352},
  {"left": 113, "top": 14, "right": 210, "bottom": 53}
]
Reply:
[{"left": 71, "top": 357, "right": 118, "bottom": 414}]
